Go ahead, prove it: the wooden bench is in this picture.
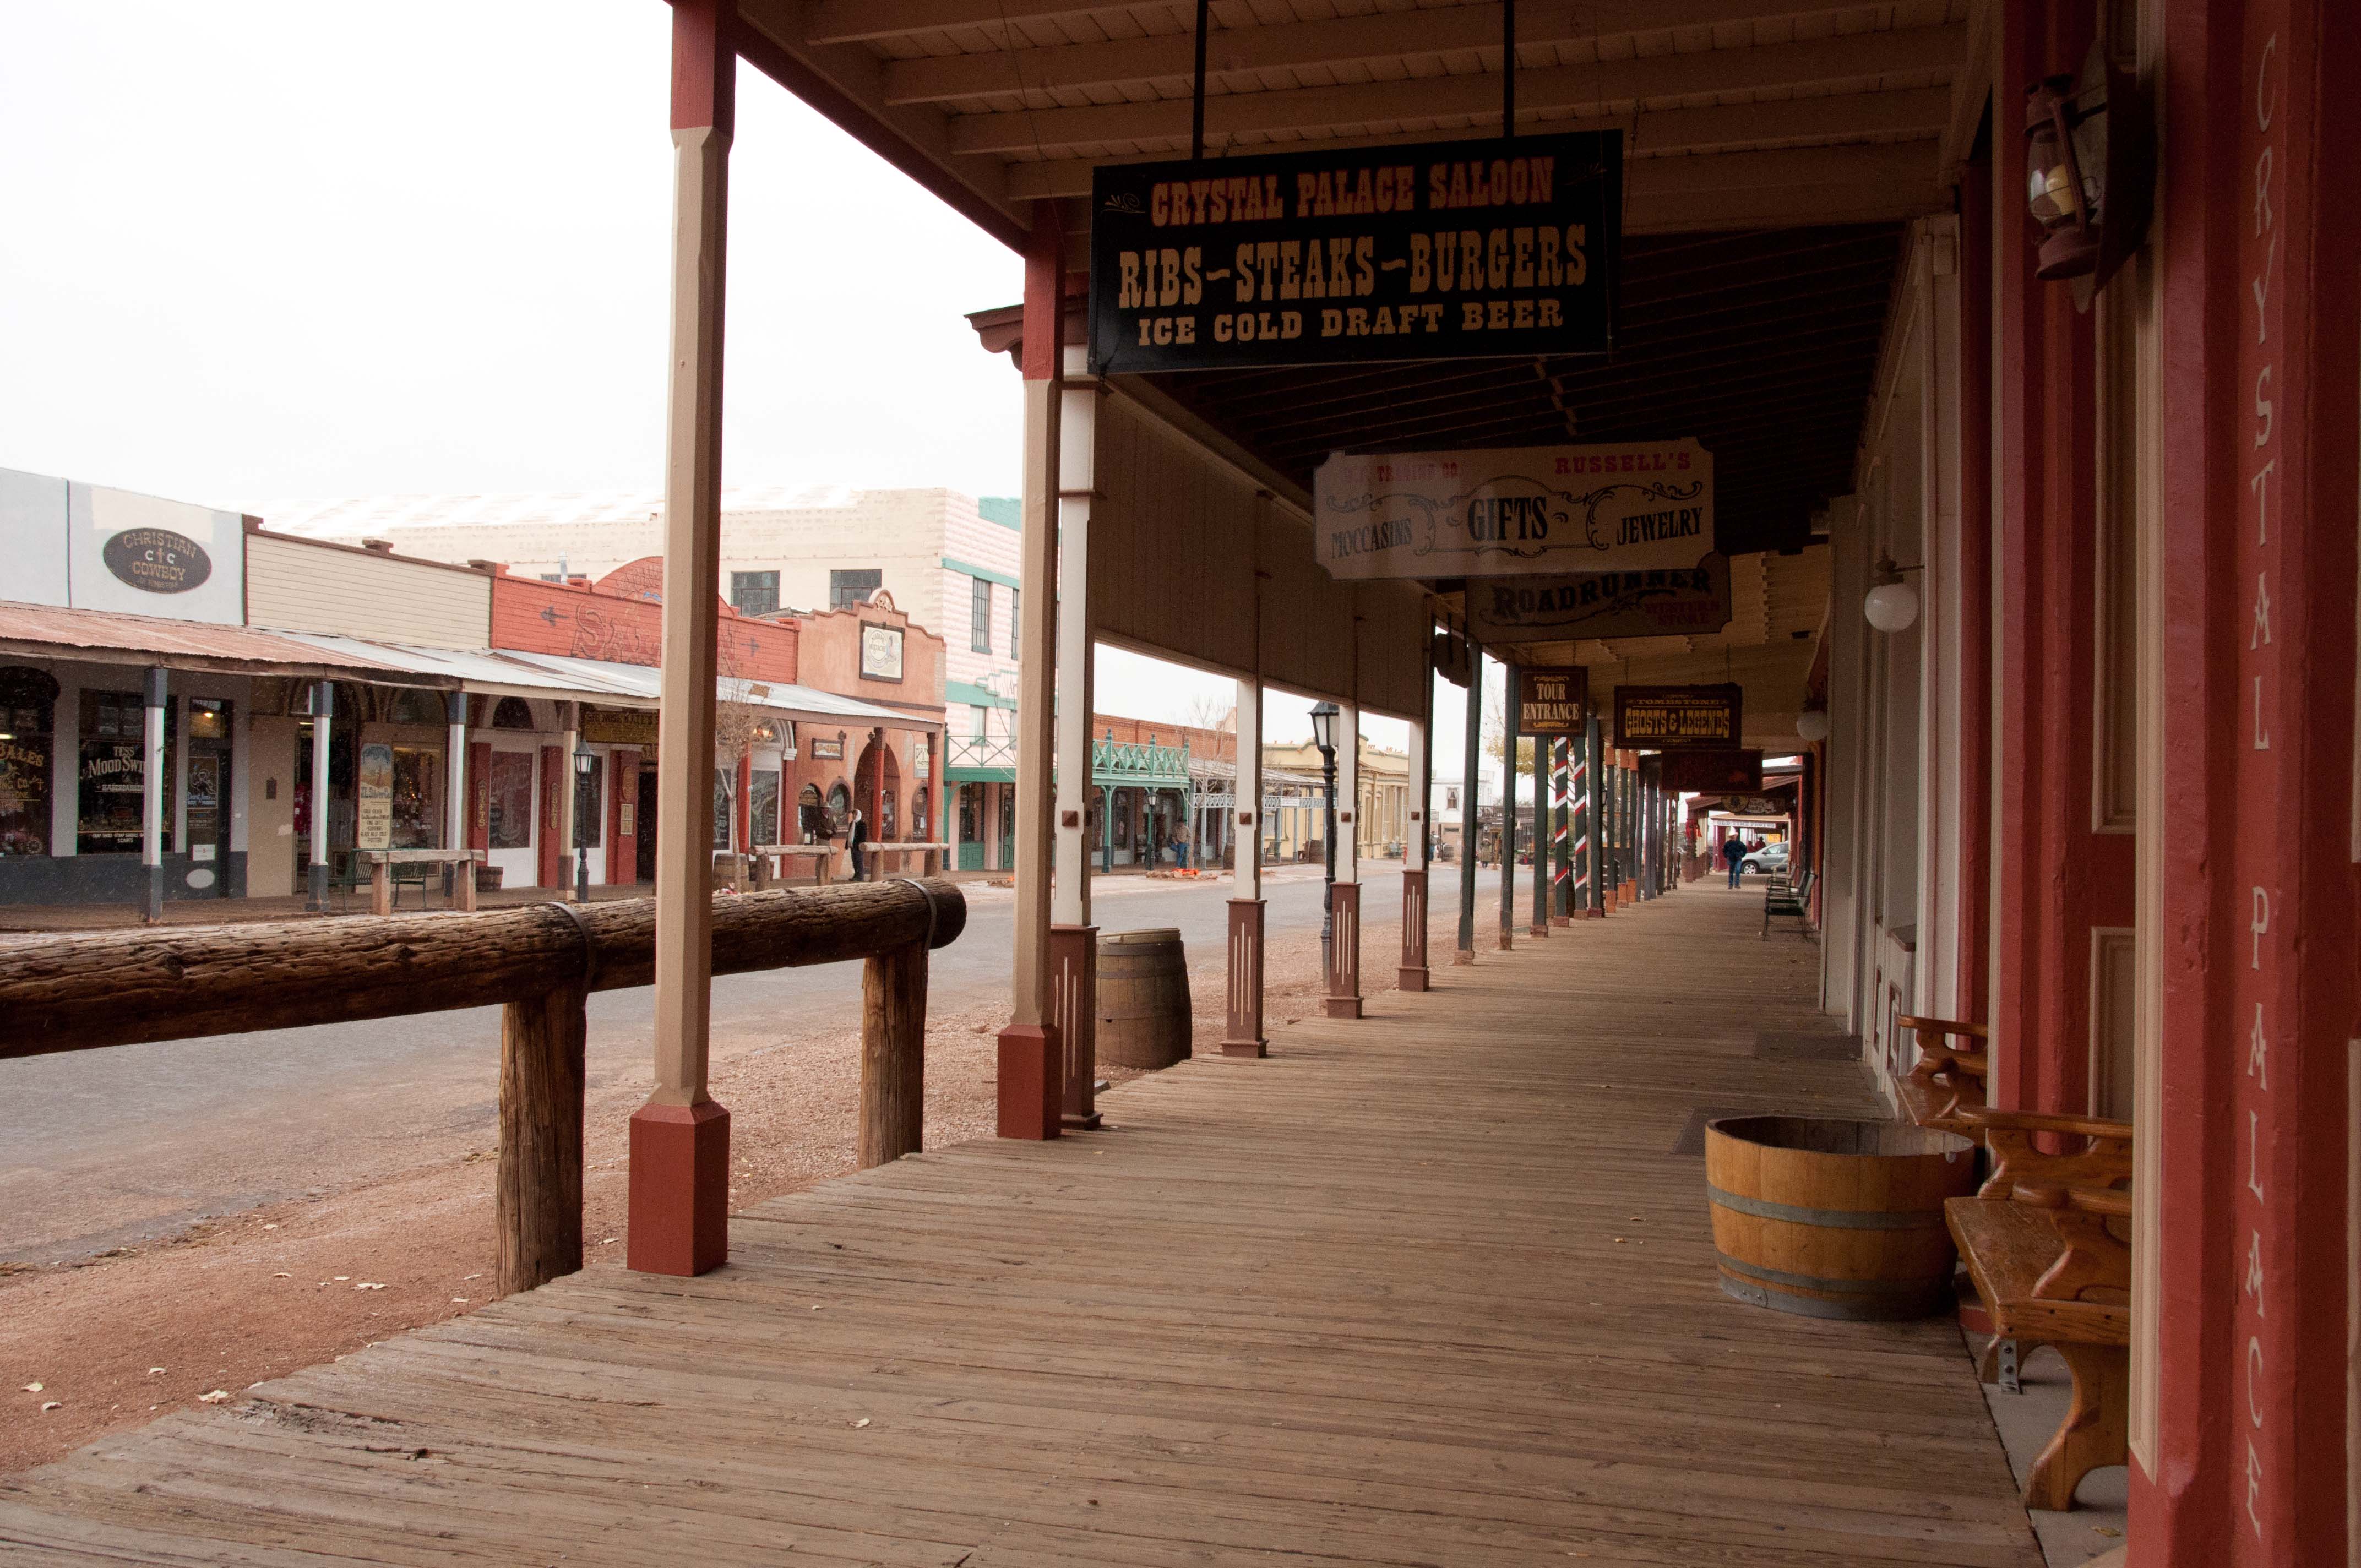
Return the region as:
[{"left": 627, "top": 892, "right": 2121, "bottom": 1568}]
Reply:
[
  {"left": 1894, "top": 1015, "right": 1989, "bottom": 1134},
  {"left": 1760, "top": 869, "right": 1813, "bottom": 938},
  {"left": 752, "top": 843, "right": 839, "bottom": 888},
  {"left": 1945, "top": 1182, "right": 2131, "bottom": 1511}
]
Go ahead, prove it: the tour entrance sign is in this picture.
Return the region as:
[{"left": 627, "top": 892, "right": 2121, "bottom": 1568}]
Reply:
[
  {"left": 1314, "top": 439, "right": 1714, "bottom": 580},
  {"left": 1088, "top": 130, "right": 1619, "bottom": 374},
  {"left": 1515, "top": 667, "right": 1587, "bottom": 734}
]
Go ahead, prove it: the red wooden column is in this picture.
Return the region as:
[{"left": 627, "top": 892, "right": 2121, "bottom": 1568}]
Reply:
[
  {"left": 2130, "top": 1, "right": 2360, "bottom": 1562},
  {"left": 628, "top": 0, "right": 732, "bottom": 1279},
  {"left": 607, "top": 747, "right": 638, "bottom": 884},
  {"left": 1324, "top": 882, "right": 1363, "bottom": 1019},
  {"left": 1990, "top": 0, "right": 2127, "bottom": 1117},
  {"left": 994, "top": 200, "right": 1064, "bottom": 1139}
]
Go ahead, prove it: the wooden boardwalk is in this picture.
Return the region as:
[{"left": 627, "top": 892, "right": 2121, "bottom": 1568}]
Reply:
[{"left": 0, "top": 882, "right": 2038, "bottom": 1566}]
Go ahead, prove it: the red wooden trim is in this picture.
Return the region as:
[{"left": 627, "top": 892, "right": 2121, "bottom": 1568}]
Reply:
[
  {"left": 608, "top": 747, "right": 639, "bottom": 884},
  {"left": 669, "top": 0, "right": 735, "bottom": 135},
  {"left": 466, "top": 740, "right": 490, "bottom": 854},
  {"left": 538, "top": 744, "right": 564, "bottom": 889},
  {"left": 1021, "top": 201, "right": 1065, "bottom": 382}
]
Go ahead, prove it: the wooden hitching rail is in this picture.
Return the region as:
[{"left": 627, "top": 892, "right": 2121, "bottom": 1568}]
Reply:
[{"left": 0, "top": 879, "right": 966, "bottom": 1296}]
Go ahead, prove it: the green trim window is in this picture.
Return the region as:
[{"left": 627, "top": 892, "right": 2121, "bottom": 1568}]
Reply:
[{"left": 970, "top": 576, "right": 992, "bottom": 653}]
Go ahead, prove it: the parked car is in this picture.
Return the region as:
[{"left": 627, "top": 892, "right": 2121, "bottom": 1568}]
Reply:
[{"left": 1741, "top": 841, "right": 1792, "bottom": 875}]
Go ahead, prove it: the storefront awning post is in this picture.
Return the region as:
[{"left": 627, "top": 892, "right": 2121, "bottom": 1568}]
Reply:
[
  {"left": 629, "top": 0, "right": 732, "bottom": 1280},
  {"left": 141, "top": 666, "right": 166, "bottom": 923},
  {"left": 1051, "top": 337, "right": 1100, "bottom": 1130},
  {"left": 995, "top": 200, "right": 1065, "bottom": 1142},
  {"left": 308, "top": 680, "right": 333, "bottom": 913}
]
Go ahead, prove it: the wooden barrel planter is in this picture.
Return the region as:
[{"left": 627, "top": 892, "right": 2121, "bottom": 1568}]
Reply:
[
  {"left": 1705, "top": 1115, "right": 1977, "bottom": 1321},
  {"left": 1097, "top": 928, "right": 1192, "bottom": 1069}
]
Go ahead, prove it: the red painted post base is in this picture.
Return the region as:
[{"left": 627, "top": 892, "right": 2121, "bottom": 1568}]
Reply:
[
  {"left": 995, "top": 1022, "right": 1062, "bottom": 1139},
  {"left": 1549, "top": 913, "right": 1570, "bottom": 927},
  {"left": 627, "top": 1098, "right": 730, "bottom": 1277},
  {"left": 1528, "top": 921, "right": 1548, "bottom": 937},
  {"left": 1603, "top": 889, "right": 1619, "bottom": 914},
  {"left": 1495, "top": 928, "right": 1514, "bottom": 950},
  {"left": 1397, "top": 869, "right": 1429, "bottom": 994},
  {"left": 1453, "top": 948, "right": 1475, "bottom": 965},
  {"left": 1049, "top": 924, "right": 1101, "bottom": 1130},
  {"left": 1324, "top": 881, "right": 1362, "bottom": 1021},
  {"left": 1580, "top": 907, "right": 1604, "bottom": 919},
  {"left": 1221, "top": 897, "right": 1268, "bottom": 1057}
]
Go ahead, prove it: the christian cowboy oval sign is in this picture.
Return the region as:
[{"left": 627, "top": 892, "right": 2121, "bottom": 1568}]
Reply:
[
  {"left": 101, "top": 527, "right": 213, "bottom": 594},
  {"left": 1314, "top": 440, "right": 1713, "bottom": 580}
]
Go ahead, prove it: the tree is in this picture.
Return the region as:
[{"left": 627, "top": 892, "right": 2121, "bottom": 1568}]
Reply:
[
  {"left": 1180, "top": 693, "right": 1237, "bottom": 759},
  {"left": 1479, "top": 680, "right": 1538, "bottom": 775}
]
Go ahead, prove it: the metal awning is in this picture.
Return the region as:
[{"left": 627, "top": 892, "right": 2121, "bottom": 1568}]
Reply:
[{"left": 0, "top": 601, "right": 437, "bottom": 684}]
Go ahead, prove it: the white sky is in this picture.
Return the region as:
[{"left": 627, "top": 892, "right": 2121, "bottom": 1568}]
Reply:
[{"left": 0, "top": 2, "right": 1445, "bottom": 752}]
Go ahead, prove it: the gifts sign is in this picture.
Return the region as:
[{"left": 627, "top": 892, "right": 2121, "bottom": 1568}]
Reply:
[{"left": 1315, "top": 440, "right": 1713, "bottom": 580}]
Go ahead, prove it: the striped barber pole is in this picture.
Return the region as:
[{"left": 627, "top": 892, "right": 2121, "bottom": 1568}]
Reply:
[
  {"left": 1550, "top": 739, "right": 1571, "bottom": 904},
  {"left": 1570, "top": 754, "right": 1591, "bottom": 897}
]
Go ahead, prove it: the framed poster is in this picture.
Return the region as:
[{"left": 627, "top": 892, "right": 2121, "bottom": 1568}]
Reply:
[
  {"left": 809, "top": 737, "right": 845, "bottom": 762},
  {"left": 860, "top": 623, "right": 905, "bottom": 682},
  {"left": 1468, "top": 554, "right": 1733, "bottom": 644},
  {"left": 356, "top": 741, "right": 394, "bottom": 851},
  {"left": 1613, "top": 684, "right": 1742, "bottom": 749},
  {"left": 1316, "top": 440, "right": 1712, "bottom": 579},
  {"left": 1660, "top": 749, "right": 1764, "bottom": 793},
  {"left": 1089, "top": 130, "right": 1619, "bottom": 374},
  {"left": 1515, "top": 667, "right": 1587, "bottom": 734}
]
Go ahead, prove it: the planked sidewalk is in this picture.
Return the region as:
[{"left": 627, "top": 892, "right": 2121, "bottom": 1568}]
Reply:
[{"left": 0, "top": 881, "right": 2038, "bottom": 1566}]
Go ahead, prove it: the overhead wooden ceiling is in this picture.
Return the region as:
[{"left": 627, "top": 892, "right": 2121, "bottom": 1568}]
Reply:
[
  {"left": 734, "top": 0, "right": 1975, "bottom": 249},
  {"left": 749, "top": 1, "right": 1955, "bottom": 746}
]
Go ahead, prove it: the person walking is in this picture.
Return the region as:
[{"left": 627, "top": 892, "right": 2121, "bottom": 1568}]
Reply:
[
  {"left": 845, "top": 805, "right": 867, "bottom": 883},
  {"left": 1723, "top": 832, "right": 1747, "bottom": 889}
]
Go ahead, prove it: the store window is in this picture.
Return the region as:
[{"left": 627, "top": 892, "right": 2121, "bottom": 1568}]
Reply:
[
  {"left": 829, "top": 568, "right": 881, "bottom": 610},
  {"left": 574, "top": 756, "right": 602, "bottom": 849},
  {"left": 732, "top": 570, "right": 781, "bottom": 617},
  {"left": 909, "top": 787, "right": 928, "bottom": 840},
  {"left": 0, "top": 667, "right": 58, "bottom": 858},
  {"left": 749, "top": 769, "right": 780, "bottom": 848},
  {"left": 827, "top": 782, "right": 850, "bottom": 828},
  {"left": 713, "top": 767, "right": 733, "bottom": 852},
  {"left": 486, "top": 750, "right": 535, "bottom": 848},
  {"left": 388, "top": 688, "right": 444, "bottom": 727},
  {"left": 798, "top": 783, "right": 825, "bottom": 842},
  {"left": 970, "top": 577, "right": 992, "bottom": 652},
  {"left": 491, "top": 696, "right": 536, "bottom": 731},
  {"left": 77, "top": 690, "right": 173, "bottom": 854}
]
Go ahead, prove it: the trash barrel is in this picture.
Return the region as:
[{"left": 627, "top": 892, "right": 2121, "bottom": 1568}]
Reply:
[
  {"left": 1097, "top": 928, "right": 1192, "bottom": 1069},
  {"left": 1705, "top": 1114, "right": 1977, "bottom": 1320}
]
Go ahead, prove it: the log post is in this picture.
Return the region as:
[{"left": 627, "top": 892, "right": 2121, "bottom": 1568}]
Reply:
[
  {"left": 497, "top": 981, "right": 586, "bottom": 1297},
  {"left": 858, "top": 941, "right": 928, "bottom": 1167}
]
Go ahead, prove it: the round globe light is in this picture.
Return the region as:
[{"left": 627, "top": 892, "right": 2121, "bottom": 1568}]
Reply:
[
  {"left": 1796, "top": 710, "right": 1831, "bottom": 744},
  {"left": 1864, "top": 580, "right": 1921, "bottom": 633}
]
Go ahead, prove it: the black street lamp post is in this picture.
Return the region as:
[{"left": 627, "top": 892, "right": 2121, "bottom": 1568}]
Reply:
[
  {"left": 573, "top": 741, "right": 596, "bottom": 904},
  {"left": 1310, "top": 701, "right": 1340, "bottom": 979}
]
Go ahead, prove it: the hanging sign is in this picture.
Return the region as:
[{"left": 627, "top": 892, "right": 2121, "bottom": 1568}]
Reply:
[
  {"left": 1613, "top": 684, "right": 1742, "bottom": 749},
  {"left": 1315, "top": 440, "right": 1713, "bottom": 580},
  {"left": 1431, "top": 620, "right": 1474, "bottom": 690},
  {"left": 1659, "top": 748, "right": 1764, "bottom": 793},
  {"left": 1468, "top": 553, "right": 1733, "bottom": 644},
  {"left": 356, "top": 742, "right": 394, "bottom": 851},
  {"left": 1088, "top": 130, "right": 1619, "bottom": 374},
  {"left": 1515, "top": 667, "right": 1587, "bottom": 734}
]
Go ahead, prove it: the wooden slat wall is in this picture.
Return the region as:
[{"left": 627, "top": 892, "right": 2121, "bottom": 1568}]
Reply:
[{"left": 1094, "top": 395, "right": 1426, "bottom": 720}]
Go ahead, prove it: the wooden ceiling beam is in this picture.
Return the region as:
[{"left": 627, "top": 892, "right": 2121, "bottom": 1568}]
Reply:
[
  {"left": 880, "top": 1, "right": 1927, "bottom": 104},
  {"left": 963, "top": 32, "right": 1959, "bottom": 156}
]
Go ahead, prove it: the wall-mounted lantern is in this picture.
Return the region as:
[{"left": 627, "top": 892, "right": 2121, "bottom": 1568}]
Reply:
[
  {"left": 2023, "top": 45, "right": 2154, "bottom": 294},
  {"left": 1863, "top": 554, "right": 1923, "bottom": 634},
  {"left": 1796, "top": 710, "right": 1831, "bottom": 745}
]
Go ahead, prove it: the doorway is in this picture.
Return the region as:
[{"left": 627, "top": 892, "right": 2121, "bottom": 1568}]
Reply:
[{"left": 635, "top": 765, "right": 658, "bottom": 884}]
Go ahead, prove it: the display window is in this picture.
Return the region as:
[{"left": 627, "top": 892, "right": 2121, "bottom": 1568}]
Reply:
[
  {"left": 486, "top": 750, "right": 536, "bottom": 849},
  {"left": 0, "top": 667, "right": 58, "bottom": 858},
  {"left": 78, "top": 690, "right": 173, "bottom": 854},
  {"left": 574, "top": 756, "right": 603, "bottom": 849},
  {"left": 749, "top": 769, "right": 779, "bottom": 848},
  {"left": 390, "top": 745, "right": 444, "bottom": 849}
]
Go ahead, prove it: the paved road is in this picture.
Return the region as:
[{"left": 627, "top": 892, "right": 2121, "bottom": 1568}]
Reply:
[{"left": 1, "top": 862, "right": 1504, "bottom": 1262}]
